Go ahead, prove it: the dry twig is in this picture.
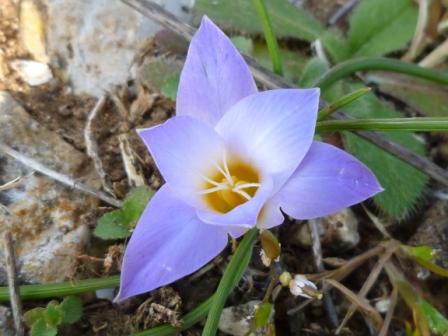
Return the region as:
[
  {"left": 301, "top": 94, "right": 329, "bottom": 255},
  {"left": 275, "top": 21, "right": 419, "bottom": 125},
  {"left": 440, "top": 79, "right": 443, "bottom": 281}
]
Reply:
[
  {"left": 327, "top": 0, "right": 360, "bottom": 26},
  {"left": 308, "top": 219, "right": 339, "bottom": 327},
  {"left": 3, "top": 232, "right": 24, "bottom": 336},
  {"left": 378, "top": 286, "right": 398, "bottom": 336},
  {"left": 0, "top": 143, "right": 122, "bottom": 207},
  {"left": 118, "top": 134, "right": 146, "bottom": 187},
  {"left": 84, "top": 94, "right": 115, "bottom": 196},
  {"left": 336, "top": 241, "right": 399, "bottom": 333}
]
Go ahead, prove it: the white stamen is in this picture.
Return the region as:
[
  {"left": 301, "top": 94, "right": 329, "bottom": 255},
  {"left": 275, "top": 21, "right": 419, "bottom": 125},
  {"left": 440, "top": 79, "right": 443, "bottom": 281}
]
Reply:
[
  {"left": 232, "top": 188, "right": 251, "bottom": 201},
  {"left": 213, "top": 161, "right": 233, "bottom": 186},
  {"left": 233, "top": 182, "right": 261, "bottom": 191},
  {"left": 199, "top": 173, "right": 227, "bottom": 188},
  {"left": 222, "top": 151, "right": 233, "bottom": 184},
  {"left": 198, "top": 185, "right": 228, "bottom": 195}
]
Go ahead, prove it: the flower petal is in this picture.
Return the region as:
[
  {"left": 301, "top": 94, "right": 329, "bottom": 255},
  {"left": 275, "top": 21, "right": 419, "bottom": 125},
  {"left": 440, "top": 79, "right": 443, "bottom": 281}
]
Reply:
[
  {"left": 257, "top": 197, "right": 285, "bottom": 229},
  {"left": 277, "top": 141, "right": 383, "bottom": 219},
  {"left": 176, "top": 16, "right": 257, "bottom": 126},
  {"left": 215, "top": 89, "right": 320, "bottom": 192},
  {"left": 115, "top": 185, "right": 228, "bottom": 302},
  {"left": 138, "top": 116, "right": 226, "bottom": 208}
]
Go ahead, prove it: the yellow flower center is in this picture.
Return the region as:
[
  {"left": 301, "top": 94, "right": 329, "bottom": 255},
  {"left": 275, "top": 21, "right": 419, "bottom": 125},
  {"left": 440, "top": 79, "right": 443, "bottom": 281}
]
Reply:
[{"left": 200, "top": 154, "right": 261, "bottom": 213}]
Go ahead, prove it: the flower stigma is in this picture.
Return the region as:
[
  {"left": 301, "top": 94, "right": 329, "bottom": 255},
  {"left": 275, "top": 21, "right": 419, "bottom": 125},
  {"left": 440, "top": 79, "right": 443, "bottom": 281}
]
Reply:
[{"left": 200, "top": 152, "right": 261, "bottom": 213}]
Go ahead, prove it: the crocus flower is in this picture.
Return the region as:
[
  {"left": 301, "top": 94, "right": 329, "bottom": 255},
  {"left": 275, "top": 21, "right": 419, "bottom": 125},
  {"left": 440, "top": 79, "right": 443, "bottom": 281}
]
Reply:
[{"left": 115, "top": 17, "right": 382, "bottom": 302}]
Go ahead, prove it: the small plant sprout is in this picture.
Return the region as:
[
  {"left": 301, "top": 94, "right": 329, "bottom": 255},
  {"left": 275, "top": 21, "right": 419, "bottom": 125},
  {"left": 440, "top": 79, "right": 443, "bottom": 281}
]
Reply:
[{"left": 116, "top": 17, "right": 382, "bottom": 302}]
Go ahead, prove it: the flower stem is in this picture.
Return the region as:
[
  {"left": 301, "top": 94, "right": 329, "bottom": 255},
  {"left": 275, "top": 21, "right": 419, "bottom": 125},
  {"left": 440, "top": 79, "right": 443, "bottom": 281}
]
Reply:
[
  {"left": 316, "top": 117, "right": 448, "bottom": 132},
  {"left": 0, "top": 276, "right": 119, "bottom": 302},
  {"left": 317, "top": 87, "right": 371, "bottom": 121},
  {"left": 202, "top": 228, "right": 259, "bottom": 336},
  {"left": 252, "top": 0, "right": 283, "bottom": 75},
  {"left": 315, "top": 57, "right": 448, "bottom": 90}
]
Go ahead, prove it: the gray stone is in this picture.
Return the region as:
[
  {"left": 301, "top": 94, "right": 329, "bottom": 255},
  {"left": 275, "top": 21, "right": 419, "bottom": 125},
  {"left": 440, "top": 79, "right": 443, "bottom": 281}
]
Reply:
[
  {"left": 0, "top": 92, "right": 98, "bottom": 284},
  {"left": 19, "top": 0, "right": 194, "bottom": 96},
  {"left": 0, "top": 306, "right": 14, "bottom": 336},
  {"left": 295, "top": 209, "right": 360, "bottom": 250},
  {"left": 218, "top": 300, "right": 274, "bottom": 336}
]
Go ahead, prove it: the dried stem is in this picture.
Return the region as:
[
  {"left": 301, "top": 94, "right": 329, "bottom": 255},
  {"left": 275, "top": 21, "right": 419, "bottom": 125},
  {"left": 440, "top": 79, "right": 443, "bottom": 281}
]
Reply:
[
  {"left": 118, "top": 134, "right": 146, "bottom": 187},
  {"left": 378, "top": 286, "right": 398, "bottom": 336},
  {"left": 327, "top": 0, "right": 360, "bottom": 26},
  {"left": 121, "top": 0, "right": 448, "bottom": 188},
  {"left": 0, "top": 143, "right": 122, "bottom": 207},
  {"left": 3, "top": 232, "right": 24, "bottom": 336},
  {"left": 84, "top": 94, "right": 115, "bottom": 196},
  {"left": 336, "top": 241, "right": 399, "bottom": 333},
  {"left": 308, "top": 219, "right": 339, "bottom": 328}
]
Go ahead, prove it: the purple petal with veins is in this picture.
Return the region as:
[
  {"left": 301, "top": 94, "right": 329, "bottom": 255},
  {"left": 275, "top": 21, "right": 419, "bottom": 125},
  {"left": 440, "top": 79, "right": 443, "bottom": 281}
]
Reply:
[{"left": 118, "top": 17, "right": 383, "bottom": 301}]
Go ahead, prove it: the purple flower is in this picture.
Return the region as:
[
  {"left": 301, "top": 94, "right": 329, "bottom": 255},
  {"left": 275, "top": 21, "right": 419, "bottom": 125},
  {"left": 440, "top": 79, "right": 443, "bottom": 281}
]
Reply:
[{"left": 115, "top": 17, "right": 383, "bottom": 302}]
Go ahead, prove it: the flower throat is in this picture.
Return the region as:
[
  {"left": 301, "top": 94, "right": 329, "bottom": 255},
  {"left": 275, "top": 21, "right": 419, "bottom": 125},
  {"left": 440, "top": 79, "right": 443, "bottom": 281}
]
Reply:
[{"left": 200, "top": 155, "right": 261, "bottom": 213}]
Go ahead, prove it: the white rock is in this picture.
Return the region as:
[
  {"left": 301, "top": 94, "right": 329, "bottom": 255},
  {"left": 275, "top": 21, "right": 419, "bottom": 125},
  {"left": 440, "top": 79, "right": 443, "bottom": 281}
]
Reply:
[
  {"left": 295, "top": 209, "right": 360, "bottom": 250},
  {"left": 218, "top": 300, "right": 274, "bottom": 336},
  {"left": 0, "top": 92, "right": 99, "bottom": 284},
  {"left": 10, "top": 60, "right": 53, "bottom": 86},
  {"left": 95, "top": 288, "right": 116, "bottom": 301},
  {"left": 0, "top": 306, "right": 15, "bottom": 336},
  {"left": 37, "top": 0, "right": 194, "bottom": 96}
]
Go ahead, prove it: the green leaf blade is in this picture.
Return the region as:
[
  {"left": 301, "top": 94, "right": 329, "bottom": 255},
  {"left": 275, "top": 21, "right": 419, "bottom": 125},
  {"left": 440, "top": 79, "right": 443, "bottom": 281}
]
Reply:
[
  {"left": 324, "top": 82, "right": 428, "bottom": 219},
  {"left": 195, "top": 0, "right": 324, "bottom": 42},
  {"left": 347, "top": 0, "right": 418, "bottom": 57},
  {"left": 418, "top": 299, "right": 448, "bottom": 335}
]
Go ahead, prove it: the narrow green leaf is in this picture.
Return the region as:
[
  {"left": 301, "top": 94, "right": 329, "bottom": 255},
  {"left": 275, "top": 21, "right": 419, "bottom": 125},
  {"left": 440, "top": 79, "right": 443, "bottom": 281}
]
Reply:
[
  {"left": 0, "top": 276, "right": 119, "bottom": 302},
  {"left": 30, "top": 318, "right": 58, "bottom": 336},
  {"left": 402, "top": 245, "right": 435, "bottom": 262},
  {"left": 122, "top": 186, "right": 154, "bottom": 225},
  {"left": 94, "top": 210, "right": 130, "bottom": 240},
  {"left": 315, "top": 57, "right": 448, "bottom": 90},
  {"left": 318, "top": 87, "right": 371, "bottom": 121},
  {"left": 418, "top": 299, "right": 448, "bottom": 335},
  {"left": 347, "top": 0, "right": 418, "bottom": 57},
  {"left": 316, "top": 117, "right": 448, "bottom": 132},
  {"left": 367, "top": 73, "right": 448, "bottom": 117},
  {"left": 252, "top": 0, "right": 283, "bottom": 75},
  {"left": 60, "top": 296, "right": 83, "bottom": 324},
  {"left": 414, "top": 257, "right": 448, "bottom": 277},
  {"left": 202, "top": 228, "right": 259, "bottom": 335}
]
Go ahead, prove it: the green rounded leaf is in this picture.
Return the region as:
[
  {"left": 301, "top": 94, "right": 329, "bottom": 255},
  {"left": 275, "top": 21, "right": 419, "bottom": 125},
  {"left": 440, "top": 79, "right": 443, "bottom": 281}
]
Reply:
[
  {"left": 60, "top": 296, "right": 83, "bottom": 324},
  {"left": 31, "top": 318, "right": 58, "bottom": 336},
  {"left": 24, "top": 307, "right": 46, "bottom": 327},
  {"left": 122, "top": 186, "right": 154, "bottom": 225},
  {"left": 94, "top": 210, "right": 129, "bottom": 240}
]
